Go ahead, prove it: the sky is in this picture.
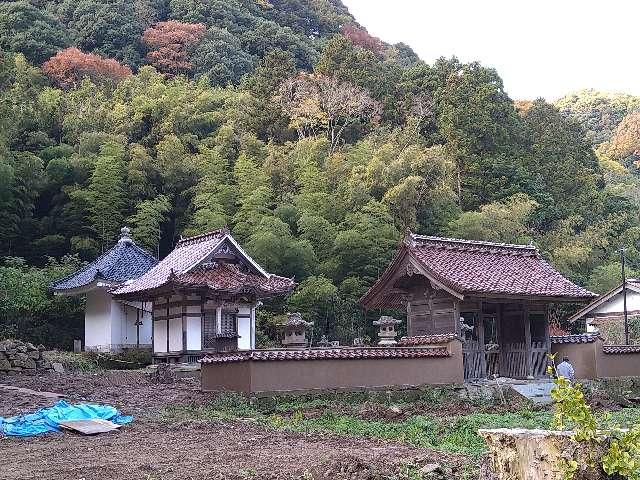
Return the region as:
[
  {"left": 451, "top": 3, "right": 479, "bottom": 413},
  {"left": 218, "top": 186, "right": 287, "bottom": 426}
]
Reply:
[{"left": 341, "top": 0, "right": 640, "bottom": 101}]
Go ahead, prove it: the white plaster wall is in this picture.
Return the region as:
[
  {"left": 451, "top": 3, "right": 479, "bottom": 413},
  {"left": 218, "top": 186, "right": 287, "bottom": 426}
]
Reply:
[
  {"left": 168, "top": 318, "right": 182, "bottom": 352},
  {"left": 186, "top": 302, "right": 201, "bottom": 351},
  {"left": 154, "top": 319, "right": 167, "bottom": 353},
  {"left": 85, "top": 289, "right": 112, "bottom": 351},
  {"left": 187, "top": 317, "right": 202, "bottom": 350},
  {"left": 237, "top": 305, "right": 252, "bottom": 350},
  {"left": 592, "top": 290, "right": 640, "bottom": 315},
  {"left": 108, "top": 300, "right": 153, "bottom": 348}
]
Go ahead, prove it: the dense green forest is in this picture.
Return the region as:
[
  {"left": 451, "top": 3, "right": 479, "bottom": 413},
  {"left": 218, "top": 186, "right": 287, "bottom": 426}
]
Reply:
[{"left": 1, "top": 0, "right": 640, "bottom": 347}]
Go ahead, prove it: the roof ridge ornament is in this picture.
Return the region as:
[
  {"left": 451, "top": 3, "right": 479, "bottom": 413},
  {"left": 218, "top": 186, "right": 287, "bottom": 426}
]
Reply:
[{"left": 118, "top": 226, "right": 134, "bottom": 245}]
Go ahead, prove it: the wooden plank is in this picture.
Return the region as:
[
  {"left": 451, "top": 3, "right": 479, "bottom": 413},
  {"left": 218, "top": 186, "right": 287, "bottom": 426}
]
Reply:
[{"left": 58, "top": 419, "right": 121, "bottom": 435}]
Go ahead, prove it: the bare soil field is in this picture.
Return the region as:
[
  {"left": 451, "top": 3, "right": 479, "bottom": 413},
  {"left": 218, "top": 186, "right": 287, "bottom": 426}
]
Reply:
[{"left": 0, "top": 371, "right": 470, "bottom": 480}]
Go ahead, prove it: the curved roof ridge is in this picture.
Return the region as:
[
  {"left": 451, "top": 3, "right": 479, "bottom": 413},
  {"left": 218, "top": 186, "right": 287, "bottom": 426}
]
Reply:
[
  {"left": 409, "top": 233, "right": 538, "bottom": 252},
  {"left": 176, "top": 227, "right": 230, "bottom": 247}
]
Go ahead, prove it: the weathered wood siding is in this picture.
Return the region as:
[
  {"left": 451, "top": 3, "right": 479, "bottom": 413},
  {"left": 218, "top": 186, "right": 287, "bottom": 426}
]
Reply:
[{"left": 408, "top": 290, "right": 457, "bottom": 336}]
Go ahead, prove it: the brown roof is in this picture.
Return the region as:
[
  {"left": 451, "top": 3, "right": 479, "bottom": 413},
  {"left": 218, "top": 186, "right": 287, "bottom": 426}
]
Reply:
[
  {"left": 603, "top": 345, "right": 640, "bottom": 355},
  {"left": 359, "top": 233, "right": 596, "bottom": 308},
  {"left": 113, "top": 228, "right": 293, "bottom": 299},
  {"left": 550, "top": 333, "right": 600, "bottom": 344},
  {"left": 200, "top": 346, "right": 450, "bottom": 364},
  {"left": 397, "top": 334, "right": 457, "bottom": 346},
  {"left": 177, "top": 263, "right": 294, "bottom": 297}
]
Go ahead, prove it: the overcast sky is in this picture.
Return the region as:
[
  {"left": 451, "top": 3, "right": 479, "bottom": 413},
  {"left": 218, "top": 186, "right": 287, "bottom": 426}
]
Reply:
[{"left": 342, "top": 0, "right": 640, "bottom": 101}]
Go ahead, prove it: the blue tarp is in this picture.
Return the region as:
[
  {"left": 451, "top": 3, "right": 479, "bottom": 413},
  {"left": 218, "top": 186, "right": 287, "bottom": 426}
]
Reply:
[{"left": 0, "top": 400, "right": 133, "bottom": 437}]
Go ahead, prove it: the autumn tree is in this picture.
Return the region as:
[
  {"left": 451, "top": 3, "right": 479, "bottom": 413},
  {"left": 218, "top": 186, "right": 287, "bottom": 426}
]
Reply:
[
  {"left": 278, "top": 73, "right": 382, "bottom": 153},
  {"left": 603, "top": 111, "right": 640, "bottom": 162},
  {"left": 340, "top": 24, "right": 384, "bottom": 54},
  {"left": 142, "top": 20, "right": 206, "bottom": 76},
  {"left": 42, "top": 48, "right": 132, "bottom": 89}
]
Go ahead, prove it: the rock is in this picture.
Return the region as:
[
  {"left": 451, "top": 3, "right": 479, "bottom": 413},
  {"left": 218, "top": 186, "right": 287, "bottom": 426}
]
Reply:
[
  {"left": 37, "top": 344, "right": 45, "bottom": 352},
  {"left": 25, "top": 342, "right": 37, "bottom": 351},
  {"left": 0, "top": 358, "right": 11, "bottom": 371},
  {"left": 52, "top": 362, "right": 65, "bottom": 373},
  {"left": 13, "top": 356, "right": 36, "bottom": 370},
  {"left": 27, "top": 350, "right": 40, "bottom": 360},
  {"left": 419, "top": 464, "right": 441, "bottom": 474},
  {"left": 16, "top": 345, "right": 27, "bottom": 353}
]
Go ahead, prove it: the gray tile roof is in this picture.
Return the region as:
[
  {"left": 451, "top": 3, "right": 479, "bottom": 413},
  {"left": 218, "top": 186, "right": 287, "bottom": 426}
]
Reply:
[{"left": 51, "top": 228, "right": 157, "bottom": 291}]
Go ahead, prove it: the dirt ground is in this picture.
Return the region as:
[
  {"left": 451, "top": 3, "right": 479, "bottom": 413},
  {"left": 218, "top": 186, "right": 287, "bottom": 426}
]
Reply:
[{"left": 0, "top": 371, "right": 470, "bottom": 480}]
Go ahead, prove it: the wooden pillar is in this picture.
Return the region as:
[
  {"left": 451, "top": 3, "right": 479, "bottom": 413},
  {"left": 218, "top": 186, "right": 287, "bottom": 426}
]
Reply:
[
  {"left": 181, "top": 295, "right": 187, "bottom": 353},
  {"left": 250, "top": 306, "right": 256, "bottom": 350},
  {"left": 523, "top": 303, "right": 533, "bottom": 379},
  {"left": 496, "top": 303, "right": 504, "bottom": 377},
  {"left": 166, "top": 295, "right": 170, "bottom": 354},
  {"left": 478, "top": 300, "right": 487, "bottom": 378},
  {"left": 544, "top": 304, "right": 551, "bottom": 351},
  {"left": 200, "top": 295, "right": 205, "bottom": 350},
  {"left": 453, "top": 299, "right": 461, "bottom": 337},
  {"left": 216, "top": 305, "right": 222, "bottom": 334},
  {"left": 136, "top": 308, "right": 140, "bottom": 349}
]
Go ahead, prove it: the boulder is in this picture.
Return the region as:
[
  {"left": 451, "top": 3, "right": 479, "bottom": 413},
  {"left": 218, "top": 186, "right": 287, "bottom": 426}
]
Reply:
[
  {"left": 27, "top": 350, "right": 41, "bottom": 360},
  {"left": 0, "top": 357, "right": 11, "bottom": 371}
]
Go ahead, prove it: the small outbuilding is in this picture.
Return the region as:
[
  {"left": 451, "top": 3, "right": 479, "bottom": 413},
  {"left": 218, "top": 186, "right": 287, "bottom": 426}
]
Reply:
[
  {"left": 51, "top": 227, "right": 158, "bottom": 352},
  {"left": 113, "top": 228, "right": 295, "bottom": 362}
]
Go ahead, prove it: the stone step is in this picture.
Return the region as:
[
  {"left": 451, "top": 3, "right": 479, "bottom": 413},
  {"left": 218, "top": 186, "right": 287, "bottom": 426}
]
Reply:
[{"left": 510, "top": 382, "right": 555, "bottom": 405}]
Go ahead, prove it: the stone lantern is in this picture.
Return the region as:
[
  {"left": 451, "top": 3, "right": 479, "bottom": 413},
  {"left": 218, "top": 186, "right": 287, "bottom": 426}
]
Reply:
[
  {"left": 281, "top": 312, "right": 313, "bottom": 348},
  {"left": 373, "top": 316, "right": 402, "bottom": 345}
]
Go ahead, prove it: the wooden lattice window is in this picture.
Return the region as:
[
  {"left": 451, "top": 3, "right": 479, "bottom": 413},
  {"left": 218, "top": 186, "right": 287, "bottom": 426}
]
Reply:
[
  {"left": 203, "top": 312, "right": 217, "bottom": 348},
  {"left": 221, "top": 311, "right": 237, "bottom": 334}
]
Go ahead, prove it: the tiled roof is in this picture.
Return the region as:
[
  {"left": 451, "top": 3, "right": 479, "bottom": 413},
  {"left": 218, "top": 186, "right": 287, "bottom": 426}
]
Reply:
[
  {"left": 113, "top": 228, "right": 294, "bottom": 299},
  {"left": 114, "top": 229, "right": 228, "bottom": 296},
  {"left": 175, "top": 263, "right": 294, "bottom": 297},
  {"left": 200, "top": 346, "right": 451, "bottom": 364},
  {"left": 51, "top": 230, "right": 157, "bottom": 291},
  {"left": 603, "top": 345, "right": 640, "bottom": 354},
  {"left": 398, "top": 334, "right": 457, "bottom": 346},
  {"left": 550, "top": 333, "right": 600, "bottom": 344},
  {"left": 359, "top": 233, "right": 596, "bottom": 308}
]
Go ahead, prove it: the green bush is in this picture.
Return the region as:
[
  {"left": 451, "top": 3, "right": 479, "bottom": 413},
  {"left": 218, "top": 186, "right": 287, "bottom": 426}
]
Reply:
[{"left": 86, "top": 349, "right": 152, "bottom": 370}]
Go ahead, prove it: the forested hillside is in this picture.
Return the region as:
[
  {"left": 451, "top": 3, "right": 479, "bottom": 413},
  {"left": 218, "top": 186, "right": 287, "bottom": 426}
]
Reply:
[{"left": 1, "top": 0, "right": 640, "bottom": 347}]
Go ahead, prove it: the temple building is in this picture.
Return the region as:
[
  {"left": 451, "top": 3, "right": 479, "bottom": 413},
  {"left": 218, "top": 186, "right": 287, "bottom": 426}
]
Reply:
[
  {"left": 51, "top": 227, "right": 158, "bottom": 352},
  {"left": 359, "top": 232, "right": 597, "bottom": 380},
  {"left": 113, "top": 228, "right": 295, "bottom": 362}
]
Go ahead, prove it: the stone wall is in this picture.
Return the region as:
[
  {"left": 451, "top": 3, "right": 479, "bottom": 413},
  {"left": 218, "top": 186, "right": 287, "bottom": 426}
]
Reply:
[{"left": 0, "top": 339, "right": 52, "bottom": 373}]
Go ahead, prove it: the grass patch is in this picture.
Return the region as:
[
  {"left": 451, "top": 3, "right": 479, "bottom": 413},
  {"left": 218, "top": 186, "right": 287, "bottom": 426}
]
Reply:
[
  {"left": 162, "top": 392, "right": 640, "bottom": 460},
  {"left": 44, "top": 350, "right": 102, "bottom": 372}
]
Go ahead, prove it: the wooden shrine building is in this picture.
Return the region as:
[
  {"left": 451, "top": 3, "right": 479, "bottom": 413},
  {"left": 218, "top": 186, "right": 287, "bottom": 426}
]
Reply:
[
  {"left": 359, "top": 233, "right": 597, "bottom": 380},
  {"left": 113, "top": 228, "right": 295, "bottom": 362}
]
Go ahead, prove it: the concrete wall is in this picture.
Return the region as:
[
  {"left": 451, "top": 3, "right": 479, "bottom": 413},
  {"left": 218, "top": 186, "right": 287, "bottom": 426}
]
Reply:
[
  {"left": 552, "top": 339, "right": 640, "bottom": 379},
  {"left": 202, "top": 341, "right": 464, "bottom": 393},
  {"left": 551, "top": 342, "right": 598, "bottom": 379},
  {"left": 596, "top": 348, "right": 640, "bottom": 378}
]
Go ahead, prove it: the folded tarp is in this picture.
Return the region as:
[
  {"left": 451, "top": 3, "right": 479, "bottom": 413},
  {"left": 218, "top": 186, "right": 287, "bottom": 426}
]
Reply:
[{"left": 0, "top": 400, "right": 133, "bottom": 437}]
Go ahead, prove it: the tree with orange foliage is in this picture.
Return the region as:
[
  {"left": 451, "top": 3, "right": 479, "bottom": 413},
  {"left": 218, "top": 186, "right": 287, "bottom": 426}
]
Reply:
[
  {"left": 142, "top": 21, "right": 206, "bottom": 76},
  {"left": 42, "top": 48, "right": 132, "bottom": 89},
  {"left": 340, "top": 24, "right": 385, "bottom": 54}
]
